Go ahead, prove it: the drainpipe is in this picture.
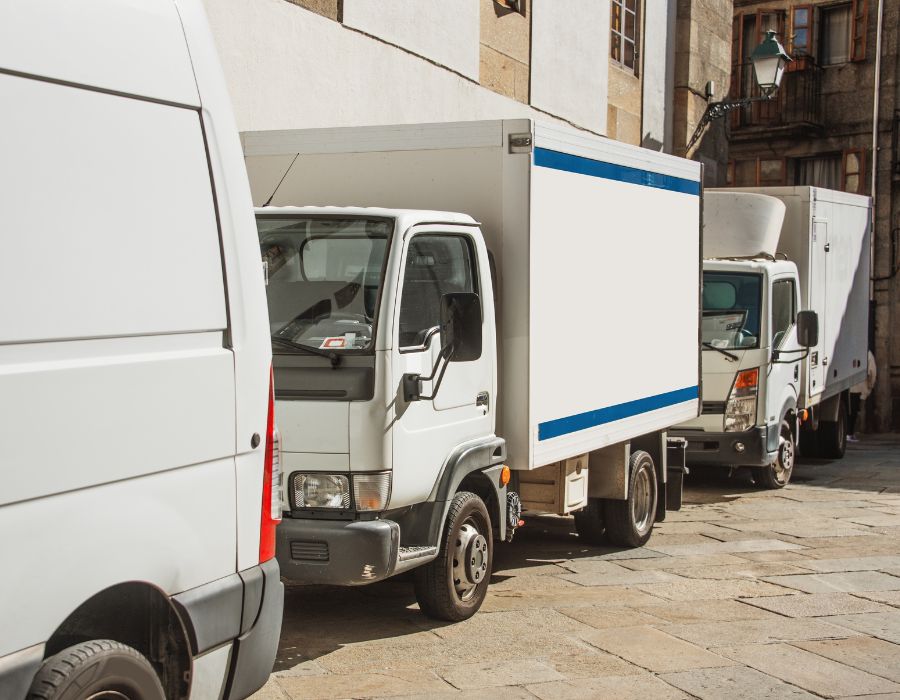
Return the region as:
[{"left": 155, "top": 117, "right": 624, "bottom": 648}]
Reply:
[{"left": 870, "top": 0, "right": 884, "bottom": 288}]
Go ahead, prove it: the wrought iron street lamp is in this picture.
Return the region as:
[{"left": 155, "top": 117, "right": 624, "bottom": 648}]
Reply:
[{"left": 686, "top": 30, "right": 792, "bottom": 155}]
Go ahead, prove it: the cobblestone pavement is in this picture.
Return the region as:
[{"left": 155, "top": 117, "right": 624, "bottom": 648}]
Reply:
[{"left": 253, "top": 435, "right": 900, "bottom": 699}]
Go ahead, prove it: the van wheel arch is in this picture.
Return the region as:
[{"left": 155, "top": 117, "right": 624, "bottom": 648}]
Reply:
[{"left": 43, "top": 581, "right": 192, "bottom": 700}]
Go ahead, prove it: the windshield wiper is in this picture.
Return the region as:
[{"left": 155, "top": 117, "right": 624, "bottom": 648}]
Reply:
[
  {"left": 702, "top": 342, "right": 739, "bottom": 362},
  {"left": 271, "top": 335, "right": 341, "bottom": 367}
]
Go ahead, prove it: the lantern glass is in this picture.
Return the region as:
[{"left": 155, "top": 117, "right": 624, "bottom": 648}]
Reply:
[{"left": 752, "top": 55, "right": 786, "bottom": 94}]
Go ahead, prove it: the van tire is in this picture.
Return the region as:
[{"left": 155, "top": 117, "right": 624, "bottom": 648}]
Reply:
[
  {"left": 603, "top": 451, "right": 657, "bottom": 548},
  {"left": 818, "top": 401, "right": 848, "bottom": 459},
  {"left": 414, "top": 491, "right": 492, "bottom": 622},
  {"left": 573, "top": 498, "right": 606, "bottom": 544},
  {"left": 27, "top": 639, "right": 164, "bottom": 700},
  {"left": 753, "top": 420, "right": 795, "bottom": 489}
]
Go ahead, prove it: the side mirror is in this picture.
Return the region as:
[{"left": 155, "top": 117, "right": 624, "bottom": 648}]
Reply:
[
  {"left": 796, "top": 310, "right": 819, "bottom": 348},
  {"left": 441, "top": 292, "right": 482, "bottom": 362}
]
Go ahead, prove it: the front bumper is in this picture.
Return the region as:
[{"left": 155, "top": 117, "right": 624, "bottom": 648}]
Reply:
[
  {"left": 276, "top": 517, "right": 400, "bottom": 586},
  {"left": 671, "top": 424, "right": 776, "bottom": 467}
]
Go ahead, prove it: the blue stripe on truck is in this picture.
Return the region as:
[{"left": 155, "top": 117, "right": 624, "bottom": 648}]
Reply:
[
  {"left": 534, "top": 147, "right": 701, "bottom": 196},
  {"left": 537, "top": 385, "right": 700, "bottom": 441}
]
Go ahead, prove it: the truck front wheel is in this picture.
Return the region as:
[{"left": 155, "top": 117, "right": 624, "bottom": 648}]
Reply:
[
  {"left": 753, "top": 420, "right": 795, "bottom": 489},
  {"left": 603, "top": 450, "right": 657, "bottom": 548},
  {"left": 414, "top": 491, "right": 492, "bottom": 621}
]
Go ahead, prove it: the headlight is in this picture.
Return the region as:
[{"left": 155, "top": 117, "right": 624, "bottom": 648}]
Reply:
[
  {"left": 353, "top": 472, "right": 392, "bottom": 511},
  {"left": 725, "top": 367, "right": 759, "bottom": 432},
  {"left": 292, "top": 473, "right": 350, "bottom": 509}
]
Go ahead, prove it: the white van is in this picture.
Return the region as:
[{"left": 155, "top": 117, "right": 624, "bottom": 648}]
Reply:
[{"left": 0, "top": 2, "right": 282, "bottom": 699}]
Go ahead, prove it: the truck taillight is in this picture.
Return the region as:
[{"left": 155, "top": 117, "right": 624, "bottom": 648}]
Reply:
[{"left": 260, "top": 367, "right": 282, "bottom": 562}]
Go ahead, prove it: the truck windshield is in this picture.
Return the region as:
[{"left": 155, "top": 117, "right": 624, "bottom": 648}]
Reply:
[
  {"left": 257, "top": 216, "right": 392, "bottom": 353},
  {"left": 702, "top": 271, "right": 762, "bottom": 350}
]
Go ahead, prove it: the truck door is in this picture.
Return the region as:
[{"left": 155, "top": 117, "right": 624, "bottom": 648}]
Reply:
[
  {"left": 808, "top": 219, "right": 827, "bottom": 397},
  {"left": 768, "top": 276, "right": 801, "bottom": 423},
  {"left": 390, "top": 226, "right": 494, "bottom": 510}
]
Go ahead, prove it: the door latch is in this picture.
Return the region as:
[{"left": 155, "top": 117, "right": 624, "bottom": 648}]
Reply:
[
  {"left": 794, "top": 365, "right": 799, "bottom": 381},
  {"left": 476, "top": 391, "right": 490, "bottom": 410}
]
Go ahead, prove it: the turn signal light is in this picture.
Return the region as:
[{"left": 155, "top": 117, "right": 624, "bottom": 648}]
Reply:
[
  {"left": 500, "top": 465, "right": 511, "bottom": 486},
  {"left": 734, "top": 367, "right": 759, "bottom": 391}
]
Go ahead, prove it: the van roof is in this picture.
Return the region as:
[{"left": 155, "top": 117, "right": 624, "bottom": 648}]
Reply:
[{"left": 0, "top": 0, "right": 200, "bottom": 106}]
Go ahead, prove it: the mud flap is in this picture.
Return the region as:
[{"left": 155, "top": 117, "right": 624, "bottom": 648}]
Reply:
[{"left": 665, "top": 437, "right": 687, "bottom": 511}]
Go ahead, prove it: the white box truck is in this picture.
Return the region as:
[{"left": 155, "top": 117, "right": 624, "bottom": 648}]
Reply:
[
  {"left": 243, "top": 119, "right": 702, "bottom": 620},
  {"left": 672, "top": 187, "right": 871, "bottom": 488},
  {"left": 0, "top": 2, "right": 282, "bottom": 699}
]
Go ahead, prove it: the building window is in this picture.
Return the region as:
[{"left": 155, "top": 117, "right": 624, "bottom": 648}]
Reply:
[
  {"left": 727, "top": 158, "right": 786, "bottom": 187},
  {"left": 791, "top": 5, "right": 812, "bottom": 56},
  {"left": 820, "top": 4, "right": 852, "bottom": 65},
  {"left": 851, "top": 0, "right": 868, "bottom": 61},
  {"left": 793, "top": 154, "right": 842, "bottom": 189},
  {"left": 610, "top": 0, "right": 639, "bottom": 73},
  {"left": 842, "top": 149, "right": 866, "bottom": 193}
]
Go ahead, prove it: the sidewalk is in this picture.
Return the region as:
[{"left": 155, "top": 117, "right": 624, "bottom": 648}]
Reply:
[{"left": 254, "top": 435, "right": 900, "bottom": 699}]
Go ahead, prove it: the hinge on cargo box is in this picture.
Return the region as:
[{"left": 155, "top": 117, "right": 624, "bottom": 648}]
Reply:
[{"left": 508, "top": 133, "right": 533, "bottom": 154}]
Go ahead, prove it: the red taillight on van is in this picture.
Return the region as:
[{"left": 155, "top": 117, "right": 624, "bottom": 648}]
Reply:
[{"left": 259, "top": 367, "right": 282, "bottom": 562}]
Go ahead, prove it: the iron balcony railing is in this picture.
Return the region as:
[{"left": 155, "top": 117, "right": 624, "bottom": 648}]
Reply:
[{"left": 730, "top": 56, "right": 823, "bottom": 130}]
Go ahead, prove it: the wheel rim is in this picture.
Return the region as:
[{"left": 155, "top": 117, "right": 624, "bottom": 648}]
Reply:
[
  {"left": 775, "top": 426, "right": 794, "bottom": 484},
  {"left": 632, "top": 464, "right": 653, "bottom": 535},
  {"left": 86, "top": 692, "right": 130, "bottom": 700},
  {"left": 452, "top": 519, "right": 488, "bottom": 601}
]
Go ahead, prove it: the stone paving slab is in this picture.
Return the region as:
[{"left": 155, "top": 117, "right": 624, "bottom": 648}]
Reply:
[
  {"left": 275, "top": 669, "right": 454, "bottom": 699},
  {"left": 660, "top": 618, "right": 858, "bottom": 647},
  {"left": 853, "top": 590, "right": 900, "bottom": 607},
  {"left": 663, "top": 561, "right": 811, "bottom": 580},
  {"left": 636, "top": 577, "right": 799, "bottom": 601},
  {"left": 437, "top": 659, "right": 563, "bottom": 690},
  {"left": 636, "top": 599, "right": 780, "bottom": 623},
  {"left": 649, "top": 538, "right": 806, "bottom": 556},
  {"left": 742, "top": 592, "right": 896, "bottom": 617},
  {"left": 579, "top": 625, "right": 735, "bottom": 673},
  {"left": 790, "top": 555, "right": 900, "bottom": 573},
  {"left": 660, "top": 665, "right": 819, "bottom": 699},
  {"left": 821, "top": 611, "right": 900, "bottom": 643},
  {"left": 527, "top": 673, "right": 689, "bottom": 700},
  {"left": 794, "top": 637, "right": 900, "bottom": 683},
  {"left": 763, "top": 571, "right": 900, "bottom": 594},
  {"left": 714, "top": 643, "right": 900, "bottom": 697}
]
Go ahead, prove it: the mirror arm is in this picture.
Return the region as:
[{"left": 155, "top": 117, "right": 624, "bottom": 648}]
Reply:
[{"left": 402, "top": 344, "right": 453, "bottom": 402}]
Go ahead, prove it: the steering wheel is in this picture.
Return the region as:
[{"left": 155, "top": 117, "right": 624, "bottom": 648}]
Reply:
[{"left": 314, "top": 311, "right": 372, "bottom": 324}]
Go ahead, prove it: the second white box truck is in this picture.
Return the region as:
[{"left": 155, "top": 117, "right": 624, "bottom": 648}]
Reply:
[
  {"left": 673, "top": 187, "right": 871, "bottom": 488},
  {"left": 243, "top": 119, "right": 702, "bottom": 619}
]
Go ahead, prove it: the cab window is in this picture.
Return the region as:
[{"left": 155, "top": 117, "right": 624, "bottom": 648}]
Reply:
[
  {"left": 398, "top": 235, "right": 477, "bottom": 348},
  {"left": 771, "top": 279, "right": 796, "bottom": 349}
]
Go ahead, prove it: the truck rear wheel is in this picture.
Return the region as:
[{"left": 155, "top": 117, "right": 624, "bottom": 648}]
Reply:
[
  {"left": 753, "top": 420, "right": 794, "bottom": 489},
  {"left": 818, "top": 401, "right": 848, "bottom": 459},
  {"left": 27, "top": 639, "right": 165, "bottom": 700},
  {"left": 414, "top": 491, "right": 492, "bottom": 621},
  {"left": 603, "top": 450, "right": 657, "bottom": 548},
  {"left": 574, "top": 498, "right": 606, "bottom": 545}
]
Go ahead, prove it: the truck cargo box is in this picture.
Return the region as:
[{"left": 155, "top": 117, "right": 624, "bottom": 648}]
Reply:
[{"left": 243, "top": 119, "right": 702, "bottom": 471}]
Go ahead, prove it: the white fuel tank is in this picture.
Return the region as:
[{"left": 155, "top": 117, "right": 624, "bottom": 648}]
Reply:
[{"left": 704, "top": 191, "right": 786, "bottom": 258}]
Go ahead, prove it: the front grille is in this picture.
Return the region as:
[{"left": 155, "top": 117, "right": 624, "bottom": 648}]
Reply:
[
  {"left": 702, "top": 401, "right": 726, "bottom": 415},
  {"left": 290, "top": 540, "right": 329, "bottom": 562}
]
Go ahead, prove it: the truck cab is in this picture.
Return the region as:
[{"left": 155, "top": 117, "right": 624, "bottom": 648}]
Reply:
[
  {"left": 261, "top": 206, "right": 505, "bottom": 620},
  {"left": 674, "top": 258, "right": 810, "bottom": 487}
]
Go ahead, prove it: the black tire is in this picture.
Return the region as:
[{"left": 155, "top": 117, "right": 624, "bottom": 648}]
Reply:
[
  {"left": 573, "top": 498, "right": 606, "bottom": 545},
  {"left": 753, "top": 419, "right": 795, "bottom": 489},
  {"left": 799, "top": 420, "right": 820, "bottom": 458},
  {"left": 27, "top": 640, "right": 164, "bottom": 700},
  {"left": 414, "top": 491, "right": 492, "bottom": 621},
  {"left": 603, "top": 450, "right": 658, "bottom": 548},
  {"left": 818, "top": 400, "right": 848, "bottom": 459}
]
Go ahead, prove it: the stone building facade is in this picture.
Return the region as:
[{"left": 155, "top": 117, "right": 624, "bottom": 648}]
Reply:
[
  {"left": 725, "top": 0, "right": 898, "bottom": 429},
  {"left": 204, "top": 0, "right": 732, "bottom": 166}
]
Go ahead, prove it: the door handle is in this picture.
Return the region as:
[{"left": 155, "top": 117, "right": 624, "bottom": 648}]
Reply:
[
  {"left": 476, "top": 391, "right": 489, "bottom": 409},
  {"left": 794, "top": 365, "right": 799, "bottom": 380}
]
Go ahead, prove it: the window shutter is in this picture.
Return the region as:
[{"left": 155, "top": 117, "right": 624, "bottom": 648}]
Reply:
[
  {"left": 851, "top": 0, "right": 868, "bottom": 62},
  {"left": 842, "top": 148, "right": 866, "bottom": 193}
]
